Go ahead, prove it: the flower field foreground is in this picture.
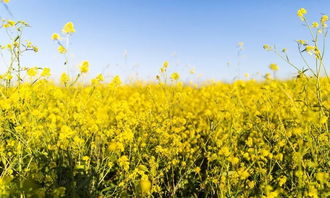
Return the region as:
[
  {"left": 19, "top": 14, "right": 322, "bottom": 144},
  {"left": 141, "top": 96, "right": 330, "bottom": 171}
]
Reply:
[{"left": 0, "top": 77, "right": 329, "bottom": 197}]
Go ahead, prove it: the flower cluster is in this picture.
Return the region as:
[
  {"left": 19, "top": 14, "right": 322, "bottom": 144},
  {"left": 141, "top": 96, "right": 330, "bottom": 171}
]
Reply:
[{"left": 0, "top": 77, "right": 329, "bottom": 197}]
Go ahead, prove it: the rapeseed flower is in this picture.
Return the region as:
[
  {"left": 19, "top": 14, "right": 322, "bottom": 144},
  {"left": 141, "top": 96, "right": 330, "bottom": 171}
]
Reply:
[
  {"left": 312, "top": 22, "right": 319, "bottom": 28},
  {"left": 27, "top": 67, "right": 37, "bottom": 77},
  {"left": 79, "top": 61, "right": 89, "bottom": 73},
  {"left": 140, "top": 175, "right": 152, "bottom": 195},
  {"left": 269, "top": 63, "right": 279, "bottom": 71},
  {"left": 170, "top": 72, "right": 180, "bottom": 80},
  {"left": 321, "top": 15, "right": 329, "bottom": 26},
  {"left": 297, "top": 8, "right": 307, "bottom": 18},
  {"left": 62, "top": 21, "right": 75, "bottom": 34},
  {"left": 57, "top": 45, "right": 67, "bottom": 54},
  {"left": 41, "top": 68, "right": 51, "bottom": 77},
  {"left": 163, "top": 61, "right": 169, "bottom": 68},
  {"left": 51, "top": 33, "right": 60, "bottom": 40},
  {"left": 60, "top": 72, "right": 70, "bottom": 84}
]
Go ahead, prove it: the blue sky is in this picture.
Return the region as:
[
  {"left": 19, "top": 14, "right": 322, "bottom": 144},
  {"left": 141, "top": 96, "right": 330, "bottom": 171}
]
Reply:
[{"left": 2, "top": 0, "right": 330, "bottom": 82}]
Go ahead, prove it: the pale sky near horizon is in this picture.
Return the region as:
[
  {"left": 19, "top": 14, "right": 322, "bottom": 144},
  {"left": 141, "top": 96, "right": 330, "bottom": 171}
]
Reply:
[{"left": 1, "top": 0, "right": 330, "bottom": 82}]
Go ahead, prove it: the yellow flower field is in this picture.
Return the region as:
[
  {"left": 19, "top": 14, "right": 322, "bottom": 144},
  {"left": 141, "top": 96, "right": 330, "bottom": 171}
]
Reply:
[
  {"left": 0, "top": 0, "right": 329, "bottom": 197},
  {"left": 0, "top": 77, "right": 329, "bottom": 197}
]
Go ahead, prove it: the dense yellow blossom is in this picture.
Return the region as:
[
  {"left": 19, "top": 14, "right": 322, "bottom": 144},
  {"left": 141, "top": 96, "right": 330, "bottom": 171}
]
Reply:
[{"left": 0, "top": 78, "right": 327, "bottom": 197}]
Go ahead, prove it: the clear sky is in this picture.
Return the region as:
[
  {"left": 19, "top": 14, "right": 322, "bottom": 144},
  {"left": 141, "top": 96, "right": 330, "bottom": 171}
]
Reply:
[{"left": 2, "top": 0, "right": 330, "bottom": 82}]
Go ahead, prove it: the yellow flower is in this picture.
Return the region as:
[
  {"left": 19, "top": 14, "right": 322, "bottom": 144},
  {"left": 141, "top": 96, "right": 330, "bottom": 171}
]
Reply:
[
  {"left": 267, "top": 191, "right": 279, "bottom": 198},
  {"left": 247, "top": 180, "right": 255, "bottom": 189},
  {"left": 263, "top": 44, "right": 272, "bottom": 51},
  {"left": 219, "top": 146, "right": 231, "bottom": 157},
  {"left": 314, "top": 48, "right": 321, "bottom": 59},
  {"left": 62, "top": 22, "right": 75, "bottom": 34},
  {"left": 27, "top": 67, "right": 37, "bottom": 77},
  {"left": 79, "top": 61, "right": 89, "bottom": 73},
  {"left": 108, "top": 142, "right": 124, "bottom": 153},
  {"left": 264, "top": 73, "right": 272, "bottom": 80},
  {"left": 278, "top": 176, "right": 287, "bottom": 186},
  {"left": 82, "top": 156, "right": 90, "bottom": 161},
  {"left": 321, "top": 15, "right": 329, "bottom": 22},
  {"left": 269, "top": 63, "right": 279, "bottom": 71},
  {"left": 305, "top": 45, "right": 315, "bottom": 53},
  {"left": 7, "top": 20, "right": 15, "bottom": 26},
  {"left": 312, "top": 22, "right": 319, "bottom": 28},
  {"left": 140, "top": 175, "right": 151, "bottom": 195},
  {"left": 51, "top": 33, "right": 60, "bottom": 40},
  {"left": 110, "top": 75, "right": 121, "bottom": 86},
  {"left": 163, "top": 61, "right": 169, "bottom": 68},
  {"left": 194, "top": 167, "right": 201, "bottom": 174},
  {"left": 170, "top": 72, "right": 180, "bottom": 81},
  {"left": 41, "top": 68, "right": 51, "bottom": 77},
  {"left": 26, "top": 41, "right": 33, "bottom": 48},
  {"left": 238, "top": 169, "right": 250, "bottom": 180},
  {"left": 297, "top": 8, "right": 307, "bottom": 18},
  {"left": 96, "top": 74, "right": 104, "bottom": 81},
  {"left": 308, "top": 185, "right": 318, "bottom": 198},
  {"left": 60, "top": 73, "right": 70, "bottom": 84},
  {"left": 33, "top": 46, "right": 39, "bottom": 52},
  {"left": 91, "top": 74, "right": 104, "bottom": 85},
  {"left": 315, "top": 172, "right": 328, "bottom": 183},
  {"left": 13, "top": 42, "right": 19, "bottom": 48},
  {"left": 3, "top": 72, "right": 12, "bottom": 80},
  {"left": 297, "top": 40, "right": 306, "bottom": 45},
  {"left": 245, "top": 137, "right": 253, "bottom": 147},
  {"left": 3, "top": 0, "right": 10, "bottom": 3},
  {"left": 3, "top": 20, "right": 15, "bottom": 28},
  {"left": 118, "top": 155, "right": 130, "bottom": 171},
  {"left": 57, "top": 46, "right": 67, "bottom": 54},
  {"left": 6, "top": 44, "right": 13, "bottom": 50},
  {"left": 321, "top": 15, "right": 329, "bottom": 26},
  {"left": 228, "top": 155, "right": 239, "bottom": 165}
]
